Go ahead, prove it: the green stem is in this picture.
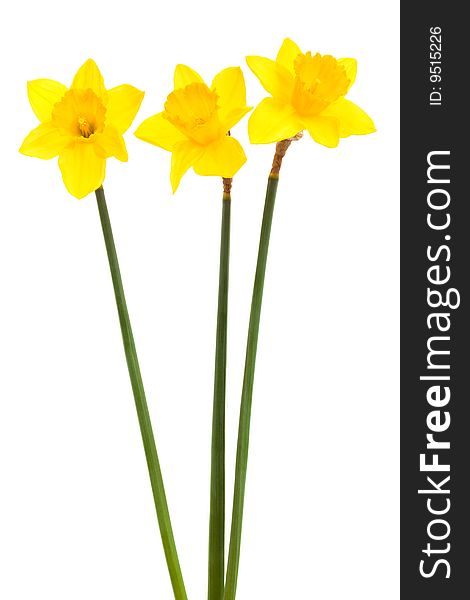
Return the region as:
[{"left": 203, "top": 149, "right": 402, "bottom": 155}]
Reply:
[
  {"left": 224, "top": 174, "right": 280, "bottom": 600},
  {"left": 95, "top": 186, "right": 188, "bottom": 600},
  {"left": 208, "top": 188, "right": 231, "bottom": 600}
]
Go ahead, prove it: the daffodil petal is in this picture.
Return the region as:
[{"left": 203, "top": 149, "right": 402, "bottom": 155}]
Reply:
[
  {"left": 106, "top": 85, "right": 144, "bottom": 134},
  {"left": 321, "top": 98, "right": 376, "bottom": 137},
  {"left": 246, "top": 56, "right": 293, "bottom": 102},
  {"left": 338, "top": 58, "right": 357, "bottom": 91},
  {"left": 170, "top": 140, "right": 204, "bottom": 192},
  {"left": 71, "top": 59, "right": 107, "bottom": 102},
  {"left": 58, "top": 142, "right": 106, "bottom": 199},
  {"left": 174, "top": 64, "right": 204, "bottom": 90},
  {"left": 248, "top": 98, "right": 302, "bottom": 144},
  {"left": 135, "top": 112, "right": 187, "bottom": 151},
  {"left": 193, "top": 136, "right": 246, "bottom": 178},
  {"left": 303, "top": 115, "right": 340, "bottom": 148},
  {"left": 221, "top": 106, "right": 252, "bottom": 133},
  {"left": 211, "top": 67, "right": 246, "bottom": 120},
  {"left": 276, "top": 38, "right": 302, "bottom": 74},
  {"left": 94, "top": 126, "right": 128, "bottom": 161},
  {"left": 19, "top": 122, "right": 70, "bottom": 159},
  {"left": 27, "top": 79, "right": 68, "bottom": 123}
]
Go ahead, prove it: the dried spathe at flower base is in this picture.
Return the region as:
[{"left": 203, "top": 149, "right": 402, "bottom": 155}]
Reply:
[
  {"left": 135, "top": 65, "right": 251, "bottom": 191},
  {"left": 20, "top": 59, "right": 144, "bottom": 198},
  {"left": 247, "top": 37, "right": 376, "bottom": 147}
]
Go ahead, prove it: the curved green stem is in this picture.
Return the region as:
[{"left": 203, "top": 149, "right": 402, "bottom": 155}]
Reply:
[
  {"left": 224, "top": 174, "right": 279, "bottom": 600},
  {"left": 95, "top": 186, "right": 188, "bottom": 600}
]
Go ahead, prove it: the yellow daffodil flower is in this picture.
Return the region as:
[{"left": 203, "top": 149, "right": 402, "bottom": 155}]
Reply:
[
  {"left": 20, "top": 59, "right": 144, "bottom": 199},
  {"left": 246, "top": 38, "right": 376, "bottom": 148},
  {"left": 135, "top": 65, "right": 251, "bottom": 192}
]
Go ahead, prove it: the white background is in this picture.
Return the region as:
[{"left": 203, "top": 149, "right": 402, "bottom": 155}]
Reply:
[{"left": 0, "top": 1, "right": 399, "bottom": 598}]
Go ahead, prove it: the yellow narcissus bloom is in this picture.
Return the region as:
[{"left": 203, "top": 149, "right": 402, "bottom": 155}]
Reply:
[
  {"left": 134, "top": 65, "right": 251, "bottom": 192},
  {"left": 20, "top": 60, "right": 144, "bottom": 199},
  {"left": 247, "top": 38, "right": 376, "bottom": 148}
]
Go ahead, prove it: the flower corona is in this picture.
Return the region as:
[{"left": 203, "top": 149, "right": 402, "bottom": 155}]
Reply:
[
  {"left": 20, "top": 60, "right": 144, "bottom": 198},
  {"left": 135, "top": 65, "right": 251, "bottom": 192},
  {"left": 247, "top": 38, "right": 376, "bottom": 148}
]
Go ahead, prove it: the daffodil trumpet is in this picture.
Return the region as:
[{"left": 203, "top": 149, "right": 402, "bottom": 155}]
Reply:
[
  {"left": 19, "top": 59, "right": 145, "bottom": 198},
  {"left": 20, "top": 60, "right": 187, "bottom": 600},
  {"left": 246, "top": 37, "right": 375, "bottom": 147},
  {"left": 134, "top": 64, "right": 251, "bottom": 192},
  {"left": 95, "top": 187, "right": 188, "bottom": 600}
]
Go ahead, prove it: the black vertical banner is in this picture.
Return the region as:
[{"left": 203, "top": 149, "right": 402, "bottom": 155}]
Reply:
[{"left": 401, "top": 3, "right": 469, "bottom": 599}]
